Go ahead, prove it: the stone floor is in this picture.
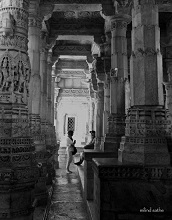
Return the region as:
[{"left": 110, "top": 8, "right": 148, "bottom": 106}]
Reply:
[{"left": 46, "top": 153, "right": 89, "bottom": 220}]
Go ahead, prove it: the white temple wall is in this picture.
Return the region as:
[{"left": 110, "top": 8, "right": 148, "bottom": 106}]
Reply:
[{"left": 56, "top": 96, "right": 90, "bottom": 147}]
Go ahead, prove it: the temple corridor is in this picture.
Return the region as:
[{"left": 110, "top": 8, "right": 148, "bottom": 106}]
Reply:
[
  {"left": 47, "top": 151, "right": 88, "bottom": 220},
  {"left": 1, "top": 0, "right": 172, "bottom": 220}
]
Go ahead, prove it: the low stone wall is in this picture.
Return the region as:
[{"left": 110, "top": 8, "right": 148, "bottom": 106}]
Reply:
[
  {"left": 92, "top": 158, "right": 172, "bottom": 220},
  {"left": 83, "top": 150, "right": 117, "bottom": 201}
]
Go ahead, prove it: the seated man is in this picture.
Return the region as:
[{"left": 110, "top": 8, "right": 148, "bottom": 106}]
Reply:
[{"left": 74, "top": 130, "right": 95, "bottom": 165}]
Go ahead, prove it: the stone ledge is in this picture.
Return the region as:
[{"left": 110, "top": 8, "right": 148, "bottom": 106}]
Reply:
[{"left": 92, "top": 158, "right": 172, "bottom": 180}]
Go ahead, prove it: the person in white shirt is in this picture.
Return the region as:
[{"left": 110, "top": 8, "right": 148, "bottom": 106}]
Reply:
[{"left": 66, "top": 130, "right": 76, "bottom": 173}]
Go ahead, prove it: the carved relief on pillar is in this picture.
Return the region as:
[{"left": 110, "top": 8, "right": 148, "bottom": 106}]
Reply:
[
  {"left": 0, "top": 50, "right": 31, "bottom": 104},
  {"left": 119, "top": 106, "right": 171, "bottom": 165},
  {"left": 106, "top": 113, "right": 125, "bottom": 137},
  {"left": 0, "top": 1, "right": 29, "bottom": 51}
]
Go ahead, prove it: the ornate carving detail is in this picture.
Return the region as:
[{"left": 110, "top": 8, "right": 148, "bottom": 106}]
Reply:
[
  {"left": 0, "top": 35, "right": 28, "bottom": 51},
  {"left": 0, "top": 7, "right": 29, "bottom": 31},
  {"left": 0, "top": 12, "right": 15, "bottom": 36},
  {"left": 111, "top": 19, "right": 128, "bottom": 30},
  {"left": 107, "top": 113, "right": 126, "bottom": 137},
  {"left": 28, "top": 17, "right": 42, "bottom": 29},
  {"left": 59, "top": 88, "right": 90, "bottom": 97},
  {"left": 0, "top": 51, "right": 31, "bottom": 104},
  {"left": 93, "top": 164, "right": 172, "bottom": 180},
  {"left": 133, "top": 48, "right": 160, "bottom": 57},
  {"left": 112, "top": 0, "right": 133, "bottom": 15},
  {"left": 124, "top": 107, "right": 170, "bottom": 137},
  {"left": 0, "top": 0, "right": 29, "bottom": 8},
  {"left": 0, "top": 107, "right": 30, "bottom": 137}
]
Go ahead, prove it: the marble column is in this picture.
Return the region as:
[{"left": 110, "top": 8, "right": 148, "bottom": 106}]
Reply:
[
  {"left": 0, "top": 0, "right": 39, "bottom": 219},
  {"left": 119, "top": 0, "right": 170, "bottom": 165},
  {"left": 103, "top": 14, "right": 131, "bottom": 154},
  {"left": 103, "top": 73, "right": 110, "bottom": 137},
  {"left": 102, "top": 31, "right": 111, "bottom": 148},
  {"left": 51, "top": 67, "right": 57, "bottom": 146},
  {"left": 95, "top": 82, "right": 104, "bottom": 150},
  {"left": 91, "top": 69, "right": 98, "bottom": 133},
  {"left": 89, "top": 94, "right": 95, "bottom": 131},
  {"left": 46, "top": 51, "right": 53, "bottom": 150},
  {"left": 28, "top": 2, "right": 48, "bottom": 205},
  {"left": 40, "top": 36, "right": 48, "bottom": 138},
  {"left": 51, "top": 71, "right": 59, "bottom": 169},
  {"left": 125, "top": 78, "right": 131, "bottom": 114}
]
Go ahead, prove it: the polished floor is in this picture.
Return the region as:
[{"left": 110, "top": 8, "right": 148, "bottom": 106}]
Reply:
[{"left": 47, "top": 152, "right": 88, "bottom": 220}]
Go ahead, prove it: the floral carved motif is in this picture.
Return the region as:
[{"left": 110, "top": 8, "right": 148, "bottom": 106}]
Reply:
[{"left": 0, "top": 35, "right": 28, "bottom": 51}]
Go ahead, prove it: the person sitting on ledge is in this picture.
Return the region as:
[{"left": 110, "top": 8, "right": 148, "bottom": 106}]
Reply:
[{"left": 74, "top": 130, "right": 95, "bottom": 166}]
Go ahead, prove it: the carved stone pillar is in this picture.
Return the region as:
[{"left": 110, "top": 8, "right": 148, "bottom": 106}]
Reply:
[
  {"left": 119, "top": 1, "right": 170, "bottom": 165},
  {"left": 94, "top": 57, "right": 106, "bottom": 149},
  {"left": 51, "top": 74, "right": 59, "bottom": 170},
  {"left": 103, "top": 14, "right": 131, "bottom": 153},
  {"left": 125, "top": 78, "right": 131, "bottom": 114},
  {"left": 91, "top": 70, "right": 98, "bottom": 134},
  {"left": 95, "top": 82, "right": 104, "bottom": 150},
  {"left": 102, "top": 31, "right": 111, "bottom": 147},
  {"left": 89, "top": 90, "right": 95, "bottom": 131},
  {"left": 0, "top": 0, "right": 39, "bottom": 219},
  {"left": 40, "top": 38, "right": 48, "bottom": 138},
  {"left": 28, "top": 2, "right": 48, "bottom": 205},
  {"left": 51, "top": 65, "right": 57, "bottom": 148},
  {"left": 103, "top": 73, "right": 110, "bottom": 136},
  {"left": 46, "top": 51, "right": 53, "bottom": 150}
]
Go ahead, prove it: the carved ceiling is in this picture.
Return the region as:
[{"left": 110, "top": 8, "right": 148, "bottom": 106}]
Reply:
[
  {"left": 47, "top": 10, "right": 105, "bottom": 38},
  {"left": 39, "top": 0, "right": 172, "bottom": 81}
]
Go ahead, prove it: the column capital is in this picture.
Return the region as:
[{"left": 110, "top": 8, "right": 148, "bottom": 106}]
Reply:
[
  {"left": 28, "top": 16, "right": 42, "bottom": 29},
  {"left": 110, "top": 14, "right": 131, "bottom": 31}
]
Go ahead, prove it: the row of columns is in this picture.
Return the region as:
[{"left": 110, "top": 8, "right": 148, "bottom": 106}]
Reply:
[{"left": 89, "top": 1, "right": 171, "bottom": 165}]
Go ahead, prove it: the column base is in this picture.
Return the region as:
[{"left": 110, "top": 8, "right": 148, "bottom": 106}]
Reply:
[
  {"left": 35, "top": 176, "right": 48, "bottom": 206},
  {"left": 0, "top": 188, "right": 35, "bottom": 220},
  {"left": 101, "top": 135, "right": 121, "bottom": 155},
  {"left": 119, "top": 106, "right": 171, "bottom": 165},
  {"left": 92, "top": 158, "right": 172, "bottom": 220},
  {"left": 119, "top": 136, "right": 170, "bottom": 165},
  {"left": 101, "top": 113, "right": 125, "bottom": 153}
]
